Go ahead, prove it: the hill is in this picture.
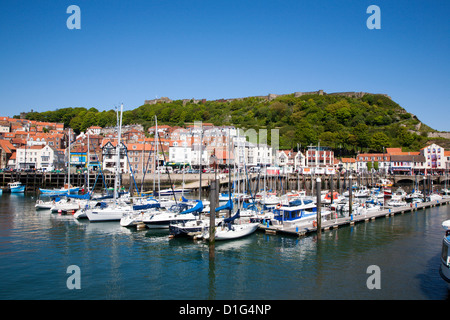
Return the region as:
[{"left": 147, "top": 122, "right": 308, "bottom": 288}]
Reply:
[{"left": 21, "top": 92, "right": 447, "bottom": 155}]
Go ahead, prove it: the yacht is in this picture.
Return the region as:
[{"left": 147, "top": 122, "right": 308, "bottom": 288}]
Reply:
[
  {"left": 143, "top": 201, "right": 203, "bottom": 229},
  {"left": 86, "top": 202, "right": 134, "bottom": 222},
  {"left": 201, "top": 210, "right": 260, "bottom": 241}
]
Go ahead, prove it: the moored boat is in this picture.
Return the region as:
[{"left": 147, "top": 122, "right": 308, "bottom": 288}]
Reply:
[
  {"left": 202, "top": 210, "right": 260, "bottom": 241},
  {"left": 39, "top": 186, "right": 79, "bottom": 195},
  {"left": 440, "top": 220, "right": 450, "bottom": 288},
  {"left": 143, "top": 201, "right": 203, "bottom": 229},
  {"left": 8, "top": 181, "right": 25, "bottom": 193}
]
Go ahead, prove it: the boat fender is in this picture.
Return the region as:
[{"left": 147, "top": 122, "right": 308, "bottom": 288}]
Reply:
[{"left": 312, "top": 220, "right": 317, "bottom": 228}]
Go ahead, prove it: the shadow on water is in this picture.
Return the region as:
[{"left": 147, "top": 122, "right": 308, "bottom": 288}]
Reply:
[{"left": 417, "top": 251, "right": 450, "bottom": 300}]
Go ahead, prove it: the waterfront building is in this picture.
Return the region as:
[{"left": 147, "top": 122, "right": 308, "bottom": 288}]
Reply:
[
  {"left": 389, "top": 154, "right": 426, "bottom": 175},
  {"left": 277, "top": 150, "right": 296, "bottom": 173},
  {"left": 15, "top": 144, "right": 64, "bottom": 171},
  {"left": 306, "top": 146, "right": 334, "bottom": 168},
  {"left": 101, "top": 140, "right": 128, "bottom": 174},
  {"left": 340, "top": 157, "right": 357, "bottom": 173},
  {"left": 356, "top": 153, "right": 390, "bottom": 173},
  {"left": 0, "top": 139, "right": 15, "bottom": 169},
  {"left": 421, "top": 143, "right": 446, "bottom": 174},
  {"left": 126, "top": 143, "right": 155, "bottom": 174}
]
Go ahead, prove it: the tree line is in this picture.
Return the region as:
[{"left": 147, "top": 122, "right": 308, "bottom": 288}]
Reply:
[{"left": 22, "top": 93, "right": 436, "bottom": 155}]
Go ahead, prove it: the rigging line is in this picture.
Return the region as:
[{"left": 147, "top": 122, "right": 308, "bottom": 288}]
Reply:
[{"left": 156, "top": 131, "right": 178, "bottom": 205}]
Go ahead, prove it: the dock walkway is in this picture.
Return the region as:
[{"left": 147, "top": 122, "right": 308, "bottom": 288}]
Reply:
[{"left": 259, "top": 198, "right": 450, "bottom": 237}]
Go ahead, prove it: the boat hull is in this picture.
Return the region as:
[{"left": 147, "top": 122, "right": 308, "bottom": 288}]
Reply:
[
  {"left": 86, "top": 206, "right": 132, "bottom": 222},
  {"left": 143, "top": 212, "right": 197, "bottom": 229},
  {"left": 39, "top": 187, "right": 79, "bottom": 195},
  {"left": 440, "top": 262, "right": 450, "bottom": 289},
  {"left": 213, "top": 223, "right": 260, "bottom": 241},
  {"left": 10, "top": 186, "right": 25, "bottom": 193}
]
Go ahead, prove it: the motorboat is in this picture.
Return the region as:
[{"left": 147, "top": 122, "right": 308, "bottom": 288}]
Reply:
[
  {"left": 391, "top": 188, "right": 407, "bottom": 201},
  {"left": 439, "top": 220, "right": 450, "bottom": 288},
  {"left": 428, "top": 193, "right": 443, "bottom": 202},
  {"left": 8, "top": 181, "right": 25, "bottom": 193},
  {"left": 387, "top": 199, "right": 407, "bottom": 207},
  {"left": 405, "top": 190, "right": 424, "bottom": 203},
  {"left": 354, "top": 187, "right": 370, "bottom": 198},
  {"left": 322, "top": 191, "right": 343, "bottom": 204},
  {"left": 272, "top": 198, "right": 319, "bottom": 225},
  {"left": 376, "top": 179, "right": 393, "bottom": 188}
]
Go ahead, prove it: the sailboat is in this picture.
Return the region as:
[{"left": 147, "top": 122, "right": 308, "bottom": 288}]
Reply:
[
  {"left": 202, "top": 209, "right": 260, "bottom": 241},
  {"left": 85, "top": 104, "right": 133, "bottom": 222},
  {"left": 169, "top": 199, "right": 232, "bottom": 237},
  {"left": 143, "top": 200, "right": 203, "bottom": 229},
  {"left": 40, "top": 128, "right": 79, "bottom": 195}
]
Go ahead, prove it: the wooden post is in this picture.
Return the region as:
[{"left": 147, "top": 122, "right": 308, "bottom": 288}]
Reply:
[
  {"left": 349, "top": 175, "right": 353, "bottom": 218},
  {"left": 316, "top": 177, "right": 321, "bottom": 238},
  {"left": 209, "top": 179, "right": 217, "bottom": 244},
  {"left": 330, "top": 173, "right": 334, "bottom": 206}
]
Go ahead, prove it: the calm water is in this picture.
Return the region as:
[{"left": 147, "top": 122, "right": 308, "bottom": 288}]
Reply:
[{"left": 0, "top": 193, "right": 449, "bottom": 300}]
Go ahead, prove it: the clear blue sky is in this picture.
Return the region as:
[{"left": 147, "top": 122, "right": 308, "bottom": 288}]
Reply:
[{"left": 0, "top": 0, "right": 449, "bottom": 130}]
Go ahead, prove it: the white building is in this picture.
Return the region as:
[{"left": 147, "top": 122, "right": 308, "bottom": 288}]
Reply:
[
  {"left": 101, "top": 141, "right": 128, "bottom": 173},
  {"left": 15, "top": 145, "right": 64, "bottom": 170},
  {"left": 169, "top": 145, "right": 192, "bottom": 165},
  {"left": 421, "top": 143, "right": 446, "bottom": 173},
  {"left": 294, "top": 151, "right": 306, "bottom": 171},
  {"left": 190, "top": 145, "right": 209, "bottom": 167}
]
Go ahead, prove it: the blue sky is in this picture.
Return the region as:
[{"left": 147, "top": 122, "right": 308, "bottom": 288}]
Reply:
[{"left": 0, "top": 0, "right": 449, "bottom": 130}]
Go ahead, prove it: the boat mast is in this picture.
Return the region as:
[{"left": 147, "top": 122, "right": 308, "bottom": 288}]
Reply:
[
  {"left": 155, "top": 115, "right": 160, "bottom": 202},
  {"left": 114, "top": 104, "right": 123, "bottom": 201},
  {"left": 68, "top": 129, "right": 71, "bottom": 188},
  {"left": 87, "top": 130, "right": 90, "bottom": 192}
]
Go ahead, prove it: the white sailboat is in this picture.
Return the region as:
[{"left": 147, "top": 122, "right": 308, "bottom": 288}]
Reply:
[
  {"left": 143, "top": 200, "right": 203, "bottom": 229},
  {"left": 202, "top": 209, "right": 260, "bottom": 241},
  {"left": 86, "top": 104, "right": 131, "bottom": 222}
]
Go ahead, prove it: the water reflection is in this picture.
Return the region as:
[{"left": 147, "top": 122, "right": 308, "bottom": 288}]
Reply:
[{"left": 0, "top": 194, "right": 449, "bottom": 299}]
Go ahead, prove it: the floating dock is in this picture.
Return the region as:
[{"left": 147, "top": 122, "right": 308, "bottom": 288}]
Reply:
[{"left": 258, "top": 198, "right": 450, "bottom": 237}]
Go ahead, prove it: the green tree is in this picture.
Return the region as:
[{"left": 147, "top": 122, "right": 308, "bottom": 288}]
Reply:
[{"left": 370, "top": 132, "right": 390, "bottom": 152}]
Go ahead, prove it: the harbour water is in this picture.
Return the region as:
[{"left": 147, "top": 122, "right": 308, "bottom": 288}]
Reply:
[{"left": 0, "top": 193, "right": 449, "bottom": 300}]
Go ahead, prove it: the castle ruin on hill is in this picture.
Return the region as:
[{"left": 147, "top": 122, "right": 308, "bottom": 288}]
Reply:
[{"left": 144, "top": 90, "right": 391, "bottom": 106}]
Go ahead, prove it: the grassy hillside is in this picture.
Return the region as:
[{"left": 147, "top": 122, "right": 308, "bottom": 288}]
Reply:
[{"left": 23, "top": 93, "right": 446, "bottom": 155}]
